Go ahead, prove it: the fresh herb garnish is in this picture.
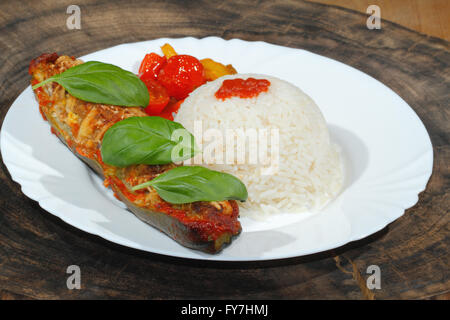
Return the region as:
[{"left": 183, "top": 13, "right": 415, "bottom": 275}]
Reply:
[
  {"left": 32, "top": 61, "right": 149, "bottom": 107},
  {"left": 131, "top": 166, "right": 248, "bottom": 204},
  {"left": 101, "top": 116, "right": 198, "bottom": 167}
]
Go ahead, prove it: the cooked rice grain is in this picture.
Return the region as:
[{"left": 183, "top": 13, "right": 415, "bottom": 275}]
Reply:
[{"left": 175, "top": 74, "right": 343, "bottom": 217}]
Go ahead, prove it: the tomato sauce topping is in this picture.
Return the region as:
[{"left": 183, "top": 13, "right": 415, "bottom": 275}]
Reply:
[{"left": 215, "top": 78, "right": 270, "bottom": 100}]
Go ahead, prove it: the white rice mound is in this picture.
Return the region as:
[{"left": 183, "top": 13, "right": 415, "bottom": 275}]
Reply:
[{"left": 175, "top": 74, "right": 343, "bottom": 218}]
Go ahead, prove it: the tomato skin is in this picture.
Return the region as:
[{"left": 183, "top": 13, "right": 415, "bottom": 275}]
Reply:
[
  {"left": 159, "top": 99, "right": 184, "bottom": 121},
  {"left": 141, "top": 78, "right": 170, "bottom": 115},
  {"left": 139, "top": 53, "right": 166, "bottom": 81},
  {"left": 158, "top": 55, "right": 205, "bottom": 100}
]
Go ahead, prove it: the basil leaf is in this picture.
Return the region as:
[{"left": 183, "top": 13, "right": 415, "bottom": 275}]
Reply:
[
  {"left": 32, "top": 61, "right": 149, "bottom": 107},
  {"left": 101, "top": 116, "right": 198, "bottom": 167},
  {"left": 131, "top": 166, "right": 248, "bottom": 204}
]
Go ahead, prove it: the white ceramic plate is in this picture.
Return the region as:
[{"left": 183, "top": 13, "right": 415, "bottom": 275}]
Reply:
[{"left": 1, "top": 37, "right": 433, "bottom": 261}]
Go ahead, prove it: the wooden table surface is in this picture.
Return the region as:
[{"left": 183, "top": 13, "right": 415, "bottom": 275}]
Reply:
[
  {"left": 0, "top": 0, "right": 448, "bottom": 300},
  {"left": 309, "top": 0, "right": 450, "bottom": 42}
]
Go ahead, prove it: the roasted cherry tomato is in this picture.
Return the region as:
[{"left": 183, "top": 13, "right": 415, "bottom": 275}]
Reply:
[
  {"left": 139, "top": 53, "right": 166, "bottom": 81},
  {"left": 142, "top": 78, "right": 170, "bottom": 115},
  {"left": 159, "top": 99, "right": 184, "bottom": 121},
  {"left": 158, "top": 55, "right": 205, "bottom": 100}
]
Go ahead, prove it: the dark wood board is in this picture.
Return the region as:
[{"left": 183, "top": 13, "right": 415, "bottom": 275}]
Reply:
[{"left": 0, "top": 0, "right": 448, "bottom": 300}]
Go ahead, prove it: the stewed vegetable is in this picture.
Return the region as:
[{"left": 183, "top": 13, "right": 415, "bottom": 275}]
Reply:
[{"left": 138, "top": 43, "right": 237, "bottom": 120}]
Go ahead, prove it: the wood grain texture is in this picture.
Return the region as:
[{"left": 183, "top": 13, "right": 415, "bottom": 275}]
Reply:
[
  {"left": 0, "top": 0, "right": 448, "bottom": 300},
  {"left": 309, "top": 0, "right": 450, "bottom": 41}
]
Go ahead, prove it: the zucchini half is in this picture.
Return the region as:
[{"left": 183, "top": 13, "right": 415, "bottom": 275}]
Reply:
[{"left": 45, "top": 113, "right": 240, "bottom": 253}]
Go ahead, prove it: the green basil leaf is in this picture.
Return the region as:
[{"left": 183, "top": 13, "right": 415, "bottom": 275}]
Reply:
[
  {"left": 101, "top": 116, "right": 198, "bottom": 167},
  {"left": 131, "top": 166, "right": 248, "bottom": 204},
  {"left": 32, "top": 61, "right": 149, "bottom": 107}
]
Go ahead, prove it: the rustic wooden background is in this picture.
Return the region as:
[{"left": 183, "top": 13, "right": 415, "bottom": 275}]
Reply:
[
  {"left": 0, "top": 0, "right": 448, "bottom": 300},
  {"left": 310, "top": 0, "right": 450, "bottom": 41}
]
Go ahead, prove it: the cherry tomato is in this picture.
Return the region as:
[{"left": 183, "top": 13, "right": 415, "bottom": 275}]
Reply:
[
  {"left": 159, "top": 99, "right": 184, "bottom": 121},
  {"left": 139, "top": 53, "right": 166, "bottom": 81},
  {"left": 158, "top": 55, "right": 205, "bottom": 100},
  {"left": 142, "top": 78, "right": 170, "bottom": 115}
]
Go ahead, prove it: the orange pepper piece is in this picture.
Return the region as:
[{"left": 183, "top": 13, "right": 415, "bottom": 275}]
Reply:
[
  {"left": 161, "top": 43, "right": 178, "bottom": 59},
  {"left": 200, "top": 58, "right": 237, "bottom": 81}
]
